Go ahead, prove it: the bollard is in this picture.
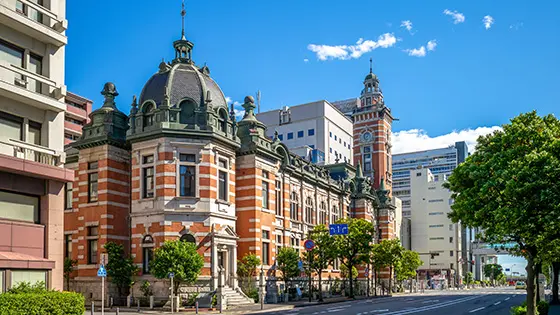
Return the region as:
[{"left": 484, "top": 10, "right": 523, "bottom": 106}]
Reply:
[
  {"left": 195, "top": 299, "right": 199, "bottom": 314},
  {"left": 110, "top": 297, "right": 113, "bottom": 308},
  {"left": 116, "top": 307, "right": 119, "bottom": 315},
  {"left": 137, "top": 299, "right": 140, "bottom": 312},
  {"left": 91, "top": 301, "right": 94, "bottom": 315}
]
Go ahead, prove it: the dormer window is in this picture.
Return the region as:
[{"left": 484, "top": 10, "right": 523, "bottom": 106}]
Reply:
[
  {"left": 218, "top": 109, "right": 228, "bottom": 134},
  {"left": 143, "top": 103, "right": 155, "bottom": 128},
  {"left": 279, "top": 108, "right": 291, "bottom": 125}
]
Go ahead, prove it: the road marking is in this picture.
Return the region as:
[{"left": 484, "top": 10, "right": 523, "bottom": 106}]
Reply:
[
  {"left": 469, "top": 307, "right": 486, "bottom": 313},
  {"left": 327, "top": 309, "right": 345, "bottom": 313},
  {"left": 494, "top": 301, "right": 501, "bottom": 305},
  {"left": 421, "top": 299, "right": 439, "bottom": 304},
  {"left": 505, "top": 297, "right": 511, "bottom": 301},
  {"left": 383, "top": 295, "right": 482, "bottom": 314}
]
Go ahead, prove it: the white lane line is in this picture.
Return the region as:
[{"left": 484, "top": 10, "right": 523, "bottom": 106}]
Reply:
[
  {"left": 469, "top": 307, "right": 486, "bottom": 313},
  {"left": 494, "top": 301, "right": 501, "bottom": 305},
  {"left": 383, "top": 295, "right": 482, "bottom": 315},
  {"left": 505, "top": 297, "right": 511, "bottom": 301},
  {"left": 370, "top": 310, "right": 389, "bottom": 313},
  {"left": 421, "top": 299, "right": 439, "bottom": 304}
]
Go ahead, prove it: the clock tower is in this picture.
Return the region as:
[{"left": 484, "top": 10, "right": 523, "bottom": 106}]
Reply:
[{"left": 352, "top": 58, "right": 395, "bottom": 192}]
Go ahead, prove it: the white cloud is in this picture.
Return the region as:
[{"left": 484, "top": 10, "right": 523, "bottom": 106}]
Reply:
[
  {"left": 443, "top": 9, "right": 466, "bottom": 24},
  {"left": 405, "top": 46, "right": 426, "bottom": 57},
  {"left": 303, "top": 58, "right": 309, "bottom": 63},
  {"left": 400, "top": 20, "right": 413, "bottom": 32},
  {"left": 483, "top": 15, "right": 494, "bottom": 30},
  {"left": 510, "top": 22, "right": 524, "bottom": 30},
  {"left": 392, "top": 126, "right": 502, "bottom": 154},
  {"left": 307, "top": 33, "right": 397, "bottom": 61},
  {"left": 426, "top": 40, "right": 437, "bottom": 51},
  {"left": 225, "top": 97, "right": 244, "bottom": 120}
]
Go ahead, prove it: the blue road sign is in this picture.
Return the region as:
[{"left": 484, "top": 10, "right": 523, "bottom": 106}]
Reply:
[
  {"left": 97, "top": 265, "right": 107, "bottom": 277},
  {"left": 304, "top": 239, "right": 316, "bottom": 251},
  {"left": 168, "top": 272, "right": 175, "bottom": 278},
  {"left": 505, "top": 268, "right": 511, "bottom": 272},
  {"left": 329, "top": 224, "right": 349, "bottom": 235},
  {"left": 298, "top": 260, "right": 303, "bottom": 271}
]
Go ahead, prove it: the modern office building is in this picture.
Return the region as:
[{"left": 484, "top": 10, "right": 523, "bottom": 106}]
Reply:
[
  {"left": 256, "top": 100, "right": 353, "bottom": 165},
  {"left": 411, "top": 167, "right": 462, "bottom": 286},
  {"left": 64, "top": 92, "right": 92, "bottom": 144},
  {"left": 0, "top": 0, "right": 70, "bottom": 291}
]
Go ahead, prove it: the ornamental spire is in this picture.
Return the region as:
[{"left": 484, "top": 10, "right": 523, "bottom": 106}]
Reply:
[
  {"left": 172, "top": 0, "right": 194, "bottom": 63},
  {"left": 369, "top": 57, "right": 373, "bottom": 74},
  {"left": 181, "top": 0, "right": 186, "bottom": 40}
]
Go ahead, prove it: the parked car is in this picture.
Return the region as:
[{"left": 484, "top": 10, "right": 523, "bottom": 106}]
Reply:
[{"left": 515, "top": 281, "right": 526, "bottom": 290}]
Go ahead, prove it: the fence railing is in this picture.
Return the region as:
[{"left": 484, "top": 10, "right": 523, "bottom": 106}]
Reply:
[
  {"left": 0, "top": 60, "right": 65, "bottom": 100},
  {"left": 0, "top": 139, "right": 63, "bottom": 166},
  {"left": 0, "top": 0, "right": 67, "bottom": 32}
]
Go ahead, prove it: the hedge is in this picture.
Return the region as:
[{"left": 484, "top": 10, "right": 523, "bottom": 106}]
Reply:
[{"left": 0, "top": 291, "right": 85, "bottom": 315}]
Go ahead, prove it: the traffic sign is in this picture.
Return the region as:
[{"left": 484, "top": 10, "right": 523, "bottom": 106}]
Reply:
[
  {"left": 329, "top": 224, "right": 349, "bottom": 235},
  {"left": 304, "top": 239, "right": 316, "bottom": 251},
  {"left": 97, "top": 265, "right": 107, "bottom": 277},
  {"left": 505, "top": 268, "right": 511, "bottom": 272},
  {"left": 168, "top": 272, "right": 175, "bottom": 278}
]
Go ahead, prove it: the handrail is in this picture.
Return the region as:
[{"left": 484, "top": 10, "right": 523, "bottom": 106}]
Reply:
[
  {"left": 0, "top": 138, "right": 62, "bottom": 166},
  {"left": 18, "top": 0, "right": 58, "bottom": 20},
  {"left": 5, "top": 62, "right": 57, "bottom": 87},
  {"left": 9, "top": 138, "right": 57, "bottom": 155}
]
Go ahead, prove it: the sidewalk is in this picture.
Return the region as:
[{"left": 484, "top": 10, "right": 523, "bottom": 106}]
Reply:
[{"left": 551, "top": 305, "right": 560, "bottom": 315}]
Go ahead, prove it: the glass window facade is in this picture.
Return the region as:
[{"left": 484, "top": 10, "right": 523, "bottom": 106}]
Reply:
[{"left": 0, "top": 190, "right": 39, "bottom": 223}]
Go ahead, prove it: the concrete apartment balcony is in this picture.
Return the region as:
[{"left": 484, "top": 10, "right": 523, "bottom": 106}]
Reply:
[
  {"left": 0, "top": 138, "right": 73, "bottom": 182},
  {"left": 64, "top": 121, "right": 83, "bottom": 134},
  {"left": 0, "top": 0, "right": 67, "bottom": 47},
  {"left": 65, "top": 103, "right": 88, "bottom": 120},
  {"left": 0, "top": 60, "right": 66, "bottom": 112}
]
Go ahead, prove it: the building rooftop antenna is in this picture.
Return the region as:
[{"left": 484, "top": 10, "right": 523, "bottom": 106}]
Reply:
[{"left": 256, "top": 90, "right": 261, "bottom": 114}]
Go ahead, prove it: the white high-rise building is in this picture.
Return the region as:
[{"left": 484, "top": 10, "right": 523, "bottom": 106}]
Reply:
[
  {"left": 256, "top": 100, "right": 353, "bottom": 165},
  {"left": 411, "top": 167, "right": 462, "bottom": 286},
  {"left": 0, "top": 0, "right": 70, "bottom": 291}
]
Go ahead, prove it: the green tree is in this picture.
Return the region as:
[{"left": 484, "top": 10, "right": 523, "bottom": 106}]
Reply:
[
  {"left": 304, "top": 224, "right": 337, "bottom": 302},
  {"left": 370, "top": 243, "right": 386, "bottom": 296},
  {"left": 444, "top": 111, "right": 560, "bottom": 315},
  {"left": 104, "top": 242, "right": 138, "bottom": 297},
  {"left": 276, "top": 247, "right": 300, "bottom": 292},
  {"left": 237, "top": 253, "right": 261, "bottom": 296},
  {"left": 376, "top": 239, "right": 404, "bottom": 293},
  {"left": 150, "top": 240, "right": 204, "bottom": 293},
  {"left": 340, "top": 264, "right": 358, "bottom": 279},
  {"left": 483, "top": 264, "right": 503, "bottom": 286},
  {"left": 395, "top": 250, "right": 422, "bottom": 293},
  {"left": 464, "top": 272, "right": 474, "bottom": 287},
  {"left": 334, "top": 218, "right": 376, "bottom": 298},
  {"left": 538, "top": 239, "right": 560, "bottom": 304},
  {"left": 63, "top": 257, "right": 77, "bottom": 291}
]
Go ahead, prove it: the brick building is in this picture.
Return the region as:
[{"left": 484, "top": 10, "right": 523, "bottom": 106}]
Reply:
[{"left": 63, "top": 19, "right": 397, "bottom": 305}]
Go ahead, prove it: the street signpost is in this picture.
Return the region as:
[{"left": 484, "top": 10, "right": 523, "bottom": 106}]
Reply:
[
  {"left": 329, "top": 224, "right": 349, "bottom": 236},
  {"left": 97, "top": 264, "right": 107, "bottom": 315},
  {"left": 169, "top": 272, "right": 175, "bottom": 313}
]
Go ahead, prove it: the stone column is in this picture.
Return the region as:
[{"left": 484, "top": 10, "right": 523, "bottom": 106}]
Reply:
[
  {"left": 212, "top": 242, "right": 218, "bottom": 290},
  {"left": 231, "top": 245, "right": 238, "bottom": 289}
]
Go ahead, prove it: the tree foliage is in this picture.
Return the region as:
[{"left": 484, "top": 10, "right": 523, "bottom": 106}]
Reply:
[
  {"left": 395, "top": 250, "right": 422, "bottom": 282},
  {"left": 104, "top": 242, "right": 138, "bottom": 297},
  {"left": 150, "top": 240, "right": 204, "bottom": 292},
  {"left": 483, "top": 264, "right": 503, "bottom": 285},
  {"left": 334, "top": 218, "right": 376, "bottom": 298},
  {"left": 444, "top": 111, "right": 560, "bottom": 315},
  {"left": 276, "top": 247, "right": 300, "bottom": 285},
  {"left": 237, "top": 253, "right": 261, "bottom": 296},
  {"left": 304, "top": 224, "right": 337, "bottom": 301},
  {"left": 63, "top": 258, "right": 77, "bottom": 291}
]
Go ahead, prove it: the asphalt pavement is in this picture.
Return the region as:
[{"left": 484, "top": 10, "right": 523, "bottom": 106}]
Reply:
[{"left": 252, "top": 287, "right": 526, "bottom": 315}]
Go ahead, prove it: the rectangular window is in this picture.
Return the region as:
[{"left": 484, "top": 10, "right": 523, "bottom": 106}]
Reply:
[
  {"left": 329, "top": 132, "right": 332, "bottom": 138},
  {"left": 262, "top": 242, "right": 270, "bottom": 265},
  {"left": 276, "top": 234, "right": 282, "bottom": 244},
  {"left": 329, "top": 148, "right": 332, "bottom": 153},
  {"left": 0, "top": 111, "right": 23, "bottom": 141},
  {"left": 287, "top": 132, "right": 293, "bottom": 140},
  {"left": 88, "top": 161, "right": 98, "bottom": 202},
  {"left": 275, "top": 180, "right": 282, "bottom": 216},
  {"left": 179, "top": 153, "right": 195, "bottom": 162},
  {"left": 179, "top": 165, "right": 195, "bottom": 197},
  {"left": 297, "top": 130, "right": 303, "bottom": 138},
  {"left": 219, "top": 170, "right": 228, "bottom": 201},
  {"left": 87, "top": 226, "right": 98, "bottom": 265},
  {"left": 65, "top": 182, "right": 73, "bottom": 210},
  {"left": 449, "top": 224, "right": 453, "bottom": 231},
  {"left": 429, "top": 224, "right": 444, "bottom": 228},
  {"left": 143, "top": 167, "right": 154, "bottom": 198},
  {"left": 450, "top": 251, "right": 454, "bottom": 257},
  {"left": 363, "top": 146, "right": 371, "bottom": 153},
  {"left": 308, "top": 129, "right": 315, "bottom": 136},
  {"left": 262, "top": 180, "right": 269, "bottom": 209},
  {"left": 429, "top": 237, "right": 444, "bottom": 240},
  {"left": 278, "top": 134, "right": 283, "bottom": 141},
  {"left": 449, "top": 237, "right": 453, "bottom": 243},
  {"left": 364, "top": 153, "right": 372, "bottom": 172},
  {"left": 27, "top": 53, "right": 42, "bottom": 93},
  {"left": 262, "top": 230, "right": 270, "bottom": 239},
  {"left": 416, "top": 172, "right": 422, "bottom": 177},
  {"left": 428, "top": 212, "right": 444, "bottom": 215},
  {"left": 65, "top": 234, "right": 72, "bottom": 259},
  {"left": 0, "top": 190, "right": 39, "bottom": 223},
  {"left": 334, "top": 135, "right": 337, "bottom": 141},
  {"left": 28, "top": 120, "right": 41, "bottom": 145},
  {"left": 11, "top": 271, "right": 46, "bottom": 288}
]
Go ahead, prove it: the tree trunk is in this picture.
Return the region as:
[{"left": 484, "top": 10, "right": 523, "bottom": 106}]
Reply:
[
  {"left": 552, "top": 262, "right": 560, "bottom": 305},
  {"left": 410, "top": 277, "right": 413, "bottom": 294},
  {"left": 349, "top": 263, "right": 354, "bottom": 299},
  {"left": 374, "top": 269, "right": 378, "bottom": 296},
  {"left": 536, "top": 263, "right": 541, "bottom": 303},
  {"left": 526, "top": 255, "right": 537, "bottom": 315},
  {"left": 388, "top": 266, "right": 393, "bottom": 294},
  {"left": 318, "top": 269, "right": 323, "bottom": 302}
]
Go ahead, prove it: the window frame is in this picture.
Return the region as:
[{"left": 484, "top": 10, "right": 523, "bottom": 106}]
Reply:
[
  {"left": 142, "top": 235, "right": 154, "bottom": 274},
  {"left": 64, "top": 182, "right": 73, "bottom": 210},
  {"left": 87, "top": 162, "right": 98, "bottom": 203},
  {"left": 261, "top": 171, "right": 269, "bottom": 210},
  {"left": 290, "top": 191, "right": 299, "bottom": 221},
  {"left": 65, "top": 234, "right": 72, "bottom": 259},
  {"left": 218, "top": 158, "right": 229, "bottom": 202},
  {"left": 178, "top": 153, "right": 197, "bottom": 197},
  {"left": 275, "top": 180, "right": 282, "bottom": 216},
  {"left": 142, "top": 155, "right": 155, "bottom": 199},
  {"left": 86, "top": 226, "right": 99, "bottom": 265}
]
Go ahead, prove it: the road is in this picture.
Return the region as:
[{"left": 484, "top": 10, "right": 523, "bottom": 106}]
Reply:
[{"left": 254, "top": 287, "right": 526, "bottom": 315}]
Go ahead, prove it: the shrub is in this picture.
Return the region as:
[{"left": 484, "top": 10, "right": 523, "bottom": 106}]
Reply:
[
  {"left": 510, "top": 305, "right": 527, "bottom": 315},
  {"left": 7, "top": 281, "right": 48, "bottom": 294},
  {"left": 538, "top": 300, "right": 549, "bottom": 315},
  {"left": 246, "top": 288, "right": 259, "bottom": 303},
  {"left": 0, "top": 291, "right": 85, "bottom": 315}
]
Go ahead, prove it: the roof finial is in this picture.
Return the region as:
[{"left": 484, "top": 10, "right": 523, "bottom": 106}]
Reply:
[
  {"left": 369, "top": 57, "right": 373, "bottom": 74},
  {"left": 181, "top": 0, "right": 186, "bottom": 40}
]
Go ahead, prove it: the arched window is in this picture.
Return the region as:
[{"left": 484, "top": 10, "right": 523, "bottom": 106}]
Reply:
[
  {"left": 290, "top": 192, "right": 299, "bottom": 221},
  {"left": 319, "top": 201, "right": 327, "bottom": 225},
  {"left": 179, "top": 100, "right": 196, "bottom": 124},
  {"left": 218, "top": 109, "right": 228, "bottom": 134},
  {"left": 143, "top": 103, "right": 155, "bottom": 129},
  {"left": 180, "top": 234, "right": 196, "bottom": 244},
  {"left": 305, "top": 197, "right": 313, "bottom": 224},
  {"left": 142, "top": 235, "right": 154, "bottom": 274}
]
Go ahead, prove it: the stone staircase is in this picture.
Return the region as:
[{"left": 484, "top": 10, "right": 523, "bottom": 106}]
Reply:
[{"left": 222, "top": 286, "right": 255, "bottom": 306}]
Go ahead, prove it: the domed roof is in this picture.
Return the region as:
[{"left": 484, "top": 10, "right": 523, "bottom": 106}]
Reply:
[
  {"left": 139, "top": 62, "right": 228, "bottom": 109},
  {"left": 365, "top": 72, "right": 377, "bottom": 81}
]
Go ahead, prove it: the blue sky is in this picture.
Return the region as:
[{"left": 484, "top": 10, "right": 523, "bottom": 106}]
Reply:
[{"left": 65, "top": 0, "right": 551, "bottom": 275}]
